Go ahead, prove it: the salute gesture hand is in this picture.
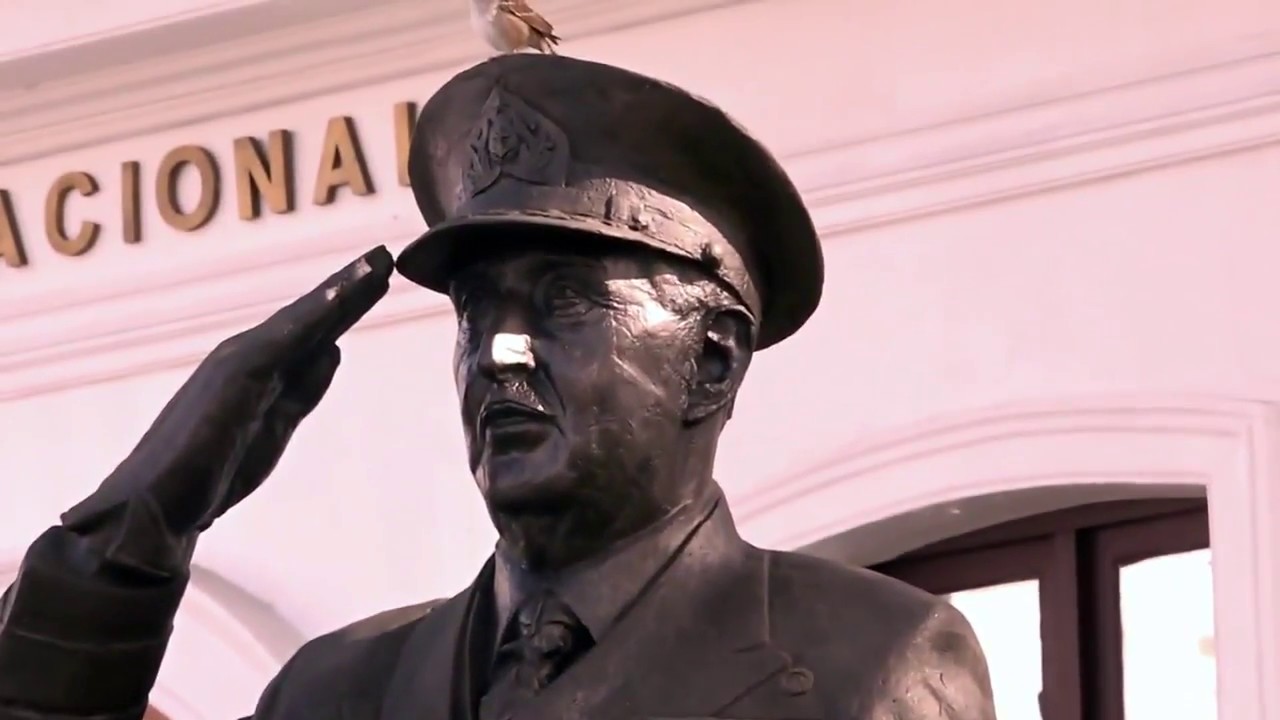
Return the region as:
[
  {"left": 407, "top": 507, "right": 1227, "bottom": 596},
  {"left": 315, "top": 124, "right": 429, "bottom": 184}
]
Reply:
[{"left": 61, "top": 247, "right": 394, "bottom": 565}]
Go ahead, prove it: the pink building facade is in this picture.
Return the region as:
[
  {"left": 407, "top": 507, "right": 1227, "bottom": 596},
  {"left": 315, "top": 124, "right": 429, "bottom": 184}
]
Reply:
[{"left": 1, "top": 1, "right": 1277, "bottom": 718}]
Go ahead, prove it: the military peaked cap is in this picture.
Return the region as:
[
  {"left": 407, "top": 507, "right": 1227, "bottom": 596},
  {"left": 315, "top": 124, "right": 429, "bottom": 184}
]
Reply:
[{"left": 395, "top": 53, "right": 823, "bottom": 349}]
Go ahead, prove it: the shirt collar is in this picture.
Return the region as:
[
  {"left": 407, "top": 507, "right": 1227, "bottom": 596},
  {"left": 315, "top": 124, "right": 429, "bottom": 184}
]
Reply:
[{"left": 491, "top": 484, "right": 720, "bottom": 642}]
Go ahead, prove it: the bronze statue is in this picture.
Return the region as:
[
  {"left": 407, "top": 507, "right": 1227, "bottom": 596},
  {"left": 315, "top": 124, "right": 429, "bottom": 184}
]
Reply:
[{"left": 0, "top": 55, "right": 997, "bottom": 720}]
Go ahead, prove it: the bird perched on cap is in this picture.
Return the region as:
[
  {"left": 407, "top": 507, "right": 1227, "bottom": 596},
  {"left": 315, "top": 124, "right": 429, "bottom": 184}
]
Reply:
[{"left": 470, "top": 0, "right": 561, "bottom": 55}]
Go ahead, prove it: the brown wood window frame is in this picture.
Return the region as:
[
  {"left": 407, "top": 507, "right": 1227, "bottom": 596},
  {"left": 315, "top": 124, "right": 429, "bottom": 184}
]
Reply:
[{"left": 872, "top": 498, "right": 1211, "bottom": 720}]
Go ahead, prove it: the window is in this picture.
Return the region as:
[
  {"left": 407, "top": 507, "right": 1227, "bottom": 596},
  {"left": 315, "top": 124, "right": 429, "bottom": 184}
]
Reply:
[{"left": 872, "top": 499, "right": 1212, "bottom": 720}]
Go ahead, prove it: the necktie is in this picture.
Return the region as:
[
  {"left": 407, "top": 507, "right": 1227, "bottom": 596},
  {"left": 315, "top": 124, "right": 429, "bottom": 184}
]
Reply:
[{"left": 479, "top": 590, "right": 593, "bottom": 720}]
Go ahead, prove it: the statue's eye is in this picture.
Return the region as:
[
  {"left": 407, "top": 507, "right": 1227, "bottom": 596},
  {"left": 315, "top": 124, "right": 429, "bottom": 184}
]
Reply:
[
  {"left": 548, "top": 281, "right": 582, "bottom": 308},
  {"left": 540, "top": 276, "right": 593, "bottom": 317}
]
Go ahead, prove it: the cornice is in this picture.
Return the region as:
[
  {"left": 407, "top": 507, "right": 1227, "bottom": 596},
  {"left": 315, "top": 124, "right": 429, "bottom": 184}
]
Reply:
[
  {"left": 3, "top": 46, "right": 1280, "bottom": 402},
  {"left": 794, "top": 48, "right": 1280, "bottom": 235},
  {"left": 0, "top": 0, "right": 747, "bottom": 165}
]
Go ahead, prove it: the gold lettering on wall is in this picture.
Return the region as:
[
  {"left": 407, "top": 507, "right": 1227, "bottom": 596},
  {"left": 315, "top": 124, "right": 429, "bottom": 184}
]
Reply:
[
  {"left": 44, "top": 171, "right": 102, "bottom": 257},
  {"left": 122, "top": 161, "right": 142, "bottom": 244},
  {"left": 156, "top": 145, "right": 221, "bottom": 232},
  {"left": 313, "top": 116, "right": 373, "bottom": 206},
  {"left": 0, "top": 99, "right": 436, "bottom": 273},
  {"left": 0, "top": 190, "right": 27, "bottom": 268},
  {"left": 394, "top": 101, "right": 418, "bottom": 188},
  {"left": 233, "top": 130, "right": 296, "bottom": 220}
]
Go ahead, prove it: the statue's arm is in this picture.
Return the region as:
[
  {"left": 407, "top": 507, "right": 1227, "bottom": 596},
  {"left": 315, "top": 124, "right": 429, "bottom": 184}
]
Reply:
[
  {"left": 0, "top": 249, "right": 391, "bottom": 720},
  {"left": 0, "top": 520, "right": 189, "bottom": 720},
  {"left": 871, "top": 602, "right": 998, "bottom": 720}
]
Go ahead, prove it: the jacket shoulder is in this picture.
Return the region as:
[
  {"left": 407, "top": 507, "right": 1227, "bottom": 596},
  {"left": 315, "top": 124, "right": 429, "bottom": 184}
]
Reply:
[
  {"left": 764, "top": 550, "right": 996, "bottom": 718},
  {"left": 764, "top": 549, "right": 948, "bottom": 666},
  {"left": 308, "top": 599, "right": 449, "bottom": 647},
  {"left": 249, "top": 598, "right": 450, "bottom": 719}
]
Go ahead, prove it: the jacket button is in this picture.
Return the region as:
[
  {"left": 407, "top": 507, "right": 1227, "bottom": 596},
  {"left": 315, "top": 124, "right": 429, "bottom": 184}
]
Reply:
[{"left": 781, "top": 667, "right": 814, "bottom": 695}]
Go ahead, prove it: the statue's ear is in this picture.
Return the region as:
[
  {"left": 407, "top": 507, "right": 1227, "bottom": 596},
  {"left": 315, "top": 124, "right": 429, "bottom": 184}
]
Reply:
[{"left": 685, "top": 308, "right": 755, "bottom": 424}]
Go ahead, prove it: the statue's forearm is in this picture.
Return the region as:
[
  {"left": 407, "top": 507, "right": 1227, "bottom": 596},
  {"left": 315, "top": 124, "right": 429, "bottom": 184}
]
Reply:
[{"left": 0, "top": 502, "right": 192, "bottom": 720}]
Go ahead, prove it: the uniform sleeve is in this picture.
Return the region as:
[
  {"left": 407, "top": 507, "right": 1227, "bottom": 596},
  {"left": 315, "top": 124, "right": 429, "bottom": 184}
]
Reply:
[
  {"left": 0, "top": 526, "right": 188, "bottom": 720},
  {"left": 869, "top": 602, "right": 998, "bottom": 720}
]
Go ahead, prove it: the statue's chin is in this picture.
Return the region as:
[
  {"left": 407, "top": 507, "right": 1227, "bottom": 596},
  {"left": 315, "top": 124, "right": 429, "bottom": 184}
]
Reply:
[{"left": 477, "top": 443, "right": 576, "bottom": 515}]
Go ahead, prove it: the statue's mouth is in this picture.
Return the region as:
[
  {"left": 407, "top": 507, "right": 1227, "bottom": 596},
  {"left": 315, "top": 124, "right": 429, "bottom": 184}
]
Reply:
[{"left": 479, "top": 399, "right": 551, "bottom": 434}]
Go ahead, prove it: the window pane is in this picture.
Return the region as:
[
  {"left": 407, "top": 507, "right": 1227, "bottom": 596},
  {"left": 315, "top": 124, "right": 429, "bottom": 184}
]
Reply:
[
  {"left": 1121, "top": 549, "right": 1217, "bottom": 720},
  {"left": 947, "top": 580, "right": 1043, "bottom": 719}
]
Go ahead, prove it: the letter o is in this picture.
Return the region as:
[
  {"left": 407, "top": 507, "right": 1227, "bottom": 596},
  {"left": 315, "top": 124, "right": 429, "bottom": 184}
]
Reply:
[{"left": 156, "top": 145, "right": 221, "bottom": 232}]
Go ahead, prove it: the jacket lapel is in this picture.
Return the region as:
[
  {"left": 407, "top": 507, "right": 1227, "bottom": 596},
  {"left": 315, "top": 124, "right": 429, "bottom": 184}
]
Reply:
[
  {"left": 515, "top": 500, "right": 793, "bottom": 720},
  {"left": 381, "top": 557, "right": 497, "bottom": 720}
]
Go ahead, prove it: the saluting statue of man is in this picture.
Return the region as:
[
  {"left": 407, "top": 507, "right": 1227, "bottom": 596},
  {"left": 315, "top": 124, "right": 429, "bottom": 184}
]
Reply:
[{"left": 0, "top": 55, "right": 997, "bottom": 720}]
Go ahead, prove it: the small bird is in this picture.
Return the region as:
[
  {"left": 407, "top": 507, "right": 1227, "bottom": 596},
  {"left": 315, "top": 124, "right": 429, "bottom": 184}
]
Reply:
[
  {"left": 470, "top": 0, "right": 561, "bottom": 55},
  {"left": 471, "top": 0, "right": 560, "bottom": 54}
]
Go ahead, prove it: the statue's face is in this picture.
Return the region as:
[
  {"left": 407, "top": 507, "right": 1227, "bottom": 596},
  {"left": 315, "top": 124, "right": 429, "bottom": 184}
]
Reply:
[{"left": 448, "top": 238, "right": 743, "bottom": 563}]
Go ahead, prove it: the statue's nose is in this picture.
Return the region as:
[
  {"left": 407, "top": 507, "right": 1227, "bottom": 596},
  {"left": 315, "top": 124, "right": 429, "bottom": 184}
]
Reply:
[{"left": 479, "top": 331, "right": 536, "bottom": 382}]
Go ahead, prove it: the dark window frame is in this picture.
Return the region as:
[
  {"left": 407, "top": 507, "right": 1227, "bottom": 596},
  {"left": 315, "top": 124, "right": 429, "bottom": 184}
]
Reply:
[{"left": 871, "top": 498, "right": 1210, "bottom": 720}]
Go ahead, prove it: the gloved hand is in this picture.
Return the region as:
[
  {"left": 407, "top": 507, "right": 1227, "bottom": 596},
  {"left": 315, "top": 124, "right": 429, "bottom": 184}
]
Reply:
[{"left": 60, "top": 247, "right": 393, "bottom": 568}]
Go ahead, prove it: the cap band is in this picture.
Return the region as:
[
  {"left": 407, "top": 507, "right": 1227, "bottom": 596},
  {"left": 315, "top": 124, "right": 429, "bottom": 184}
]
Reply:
[{"left": 456, "top": 176, "right": 762, "bottom": 317}]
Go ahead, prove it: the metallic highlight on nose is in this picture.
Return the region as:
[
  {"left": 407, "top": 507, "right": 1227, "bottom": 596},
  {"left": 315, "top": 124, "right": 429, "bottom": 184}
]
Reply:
[{"left": 491, "top": 332, "right": 535, "bottom": 369}]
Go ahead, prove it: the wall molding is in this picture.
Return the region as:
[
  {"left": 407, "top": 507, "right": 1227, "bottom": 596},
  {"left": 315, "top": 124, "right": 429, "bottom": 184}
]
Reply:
[
  {"left": 733, "top": 395, "right": 1280, "bottom": 720},
  {"left": 795, "top": 47, "right": 1280, "bottom": 235},
  {"left": 3, "top": 45, "right": 1280, "bottom": 401},
  {"left": 0, "top": 0, "right": 750, "bottom": 165}
]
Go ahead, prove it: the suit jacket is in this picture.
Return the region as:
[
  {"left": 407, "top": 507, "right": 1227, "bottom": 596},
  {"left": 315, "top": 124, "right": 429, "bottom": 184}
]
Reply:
[
  {"left": 0, "top": 500, "right": 995, "bottom": 720},
  {"left": 250, "top": 500, "right": 996, "bottom": 720}
]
